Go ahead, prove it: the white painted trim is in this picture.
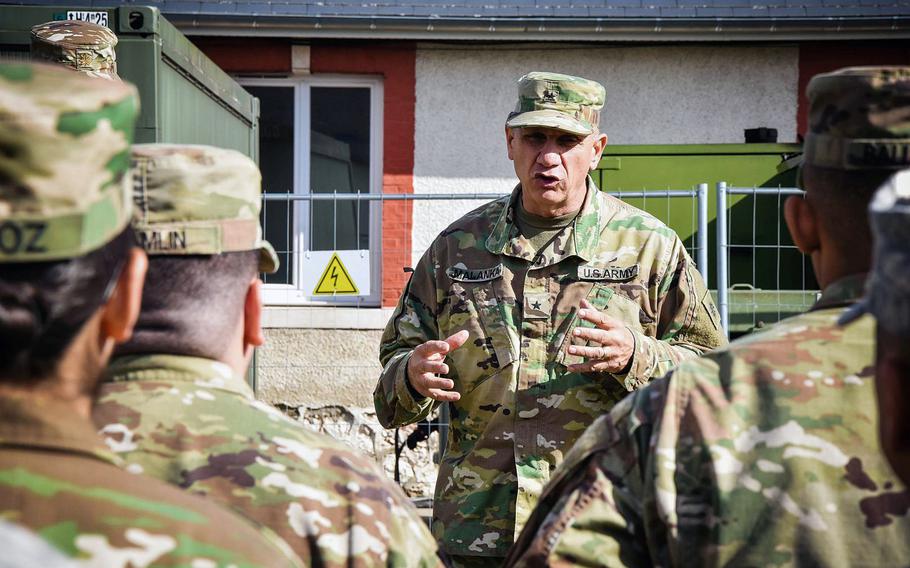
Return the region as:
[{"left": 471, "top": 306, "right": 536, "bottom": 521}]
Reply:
[
  {"left": 262, "top": 306, "right": 395, "bottom": 330},
  {"left": 238, "top": 75, "right": 384, "bottom": 307}
]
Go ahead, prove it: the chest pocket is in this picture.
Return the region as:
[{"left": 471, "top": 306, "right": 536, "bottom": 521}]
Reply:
[
  {"left": 444, "top": 278, "right": 518, "bottom": 394},
  {"left": 472, "top": 285, "right": 518, "bottom": 371},
  {"left": 555, "top": 283, "right": 644, "bottom": 368}
]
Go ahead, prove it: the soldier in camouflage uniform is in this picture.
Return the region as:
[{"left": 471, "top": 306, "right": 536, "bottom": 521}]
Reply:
[
  {"left": 841, "top": 169, "right": 910, "bottom": 487},
  {"left": 506, "top": 66, "right": 910, "bottom": 567},
  {"left": 0, "top": 61, "right": 303, "bottom": 567},
  {"left": 91, "top": 144, "right": 442, "bottom": 568},
  {"left": 30, "top": 20, "right": 119, "bottom": 80},
  {"left": 375, "top": 71, "right": 725, "bottom": 566}
]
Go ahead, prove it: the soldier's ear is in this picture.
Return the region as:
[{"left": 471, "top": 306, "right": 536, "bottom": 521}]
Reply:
[
  {"left": 99, "top": 247, "right": 148, "bottom": 344},
  {"left": 505, "top": 127, "right": 515, "bottom": 161},
  {"left": 242, "top": 277, "right": 265, "bottom": 349},
  {"left": 784, "top": 195, "right": 820, "bottom": 255},
  {"left": 589, "top": 132, "right": 607, "bottom": 170}
]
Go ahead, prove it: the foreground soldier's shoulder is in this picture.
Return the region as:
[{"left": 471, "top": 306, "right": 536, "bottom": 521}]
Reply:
[
  {"left": 240, "top": 399, "right": 440, "bottom": 557},
  {"left": 2, "top": 454, "right": 301, "bottom": 566},
  {"left": 132, "top": 472, "right": 305, "bottom": 566},
  {"left": 297, "top": 437, "right": 441, "bottom": 563},
  {"left": 556, "top": 377, "right": 672, "bottom": 483}
]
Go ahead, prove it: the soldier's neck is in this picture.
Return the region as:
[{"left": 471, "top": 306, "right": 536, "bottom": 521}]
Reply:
[
  {"left": 813, "top": 243, "right": 872, "bottom": 292},
  {"left": 0, "top": 318, "right": 107, "bottom": 420},
  {"left": 117, "top": 320, "right": 250, "bottom": 379}
]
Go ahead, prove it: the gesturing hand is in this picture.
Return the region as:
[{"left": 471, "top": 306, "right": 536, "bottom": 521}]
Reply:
[
  {"left": 406, "top": 330, "right": 470, "bottom": 402},
  {"left": 566, "top": 299, "right": 635, "bottom": 374}
]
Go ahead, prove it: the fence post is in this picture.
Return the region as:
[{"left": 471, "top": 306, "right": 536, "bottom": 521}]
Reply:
[
  {"left": 696, "top": 183, "right": 709, "bottom": 284},
  {"left": 716, "top": 181, "right": 730, "bottom": 338}
]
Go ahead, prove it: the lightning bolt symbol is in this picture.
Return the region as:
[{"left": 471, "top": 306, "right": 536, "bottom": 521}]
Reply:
[{"left": 330, "top": 266, "right": 339, "bottom": 287}]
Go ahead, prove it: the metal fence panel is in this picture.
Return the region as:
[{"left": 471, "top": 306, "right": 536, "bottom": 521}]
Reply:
[{"left": 715, "top": 182, "right": 819, "bottom": 339}]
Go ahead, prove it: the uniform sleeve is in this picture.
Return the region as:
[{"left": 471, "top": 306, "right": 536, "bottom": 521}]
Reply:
[
  {"left": 618, "top": 237, "right": 726, "bottom": 390},
  {"left": 374, "top": 248, "right": 442, "bottom": 428},
  {"left": 505, "top": 378, "right": 670, "bottom": 568}
]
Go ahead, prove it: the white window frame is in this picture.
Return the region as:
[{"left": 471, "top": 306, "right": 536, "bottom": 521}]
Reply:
[{"left": 240, "top": 75, "right": 384, "bottom": 307}]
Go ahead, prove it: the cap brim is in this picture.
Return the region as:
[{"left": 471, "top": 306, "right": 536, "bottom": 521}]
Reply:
[
  {"left": 837, "top": 299, "right": 869, "bottom": 327},
  {"left": 506, "top": 110, "right": 593, "bottom": 136},
  {"left": 84, "top": 70, "right": 120, "bottom": 81},
  {"left": 259, "top": 240, "right": 279, "bottom": 274}
]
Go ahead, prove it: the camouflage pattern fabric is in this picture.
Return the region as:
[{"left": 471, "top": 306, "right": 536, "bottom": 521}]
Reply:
[
  {"left": 0, "top": 519, "right": 77, "bottom": 568},
  {"left": 131, "top": 144, "right": 278, "bottom": 272},
  {"left": 376, "top": 178, "right": 725, "bottom": 557},
  {"left": 0, "top": 62, "right": 137, "bottom": 262},
  {"left": 804, "top": 66, "right": 910, "bottom": 171},
  {"left": 507, "top": 274, "right": 910, "bottom": 567},
  {"left": 30, "top": 20, "right": 119, "bottom": 80},
  {"left": 505, "top": 71, "right": 605, "bottom": 136},
  {"left": 93, "top": 354, "right": 442, "bottom": 568},
  {"left": 0, "top": 394, "right": 304, "bottom": 567}
]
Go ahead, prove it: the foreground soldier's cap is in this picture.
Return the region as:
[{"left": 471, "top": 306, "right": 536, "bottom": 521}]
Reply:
[
  {"left": 0, "top": 61, "right": 139, "bottom": 263},
  {"left": 30, "top": 20, "right": 119, "bottom": 81},
  {"left": 804, "top": 67, "right": 910, "bottom": 171},
  {"left": 839, "top": 169, "right": 910, "bottom": 333},
  {"left": 131, "top": 144, "right": 279, "bottom": 273},
  {"left": 505, "top": 71, "right": 605, "bottom": 136}
]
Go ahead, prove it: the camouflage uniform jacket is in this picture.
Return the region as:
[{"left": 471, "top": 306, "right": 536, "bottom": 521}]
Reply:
[
  {"left": 507, "top": 274, "right": 910, "bottom": 567},
  {"left": 93, "top": 354, "right": 442, "bottom": 568},
  {"left": 0, "top": 393, "right": 303, "bottom": 567},
  {"left": 376, "top": 179, "right": 725, "bottom": 557},
  {"left": 0, "top": 519, "right": 78, "bottom": 568}
]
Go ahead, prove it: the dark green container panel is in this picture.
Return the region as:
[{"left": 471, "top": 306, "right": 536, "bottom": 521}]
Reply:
[{"left": 0, "top": 5, "right": 259, "bottom": 160}]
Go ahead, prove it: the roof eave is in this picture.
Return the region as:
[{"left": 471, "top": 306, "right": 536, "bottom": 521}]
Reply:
[{"left": 167, "top": 14, "right": 910, "bottom": 41}]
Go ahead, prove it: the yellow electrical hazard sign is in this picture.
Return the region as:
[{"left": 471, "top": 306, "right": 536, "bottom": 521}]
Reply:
[{"left": 313, "top": 252, "right": 359, "bottom": 295}]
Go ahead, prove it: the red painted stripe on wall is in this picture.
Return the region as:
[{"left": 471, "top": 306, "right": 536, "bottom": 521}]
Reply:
[
  {"left": 797, "top": 41, "right": 910, "bottom": 139},
  {"left": 311, "top": 44, "right": 417, "bottom": 308}
]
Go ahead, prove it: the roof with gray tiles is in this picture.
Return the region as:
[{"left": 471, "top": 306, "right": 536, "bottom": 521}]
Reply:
[{"left": 6, "top": 0, "right": 910, "bottom": 19}]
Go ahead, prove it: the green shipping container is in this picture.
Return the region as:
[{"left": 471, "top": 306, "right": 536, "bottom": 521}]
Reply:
[
  {"left": 593, "top": 143, "right": 815, "bottom": 336},
  {"left": 0, "top": 5, "right": 259, "bottom": 160}
]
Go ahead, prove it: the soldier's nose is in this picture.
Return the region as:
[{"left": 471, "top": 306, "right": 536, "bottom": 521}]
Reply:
[{"left": 537, "top": 149, "right": 561, "bottom": 167}]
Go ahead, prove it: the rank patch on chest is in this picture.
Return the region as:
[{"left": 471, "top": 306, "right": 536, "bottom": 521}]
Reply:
[
  {"left": 524, "top": 294, "right": 551, "bottom": 320},
  {"left": 577, "top": 264, "right": 640, "bottom": 282},
  {"left": 447, "top": 263, "right": 503, "bottom": 282}
]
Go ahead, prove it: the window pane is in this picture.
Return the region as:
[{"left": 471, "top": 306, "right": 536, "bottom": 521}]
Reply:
[
  {"left": 248, "top": 85, "right": 294, "bottom": 285},
  {"left": 310, "top": 87, "right": 370, "bottom": 251}
]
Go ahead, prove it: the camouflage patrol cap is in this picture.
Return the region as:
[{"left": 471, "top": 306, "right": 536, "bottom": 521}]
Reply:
[
  {"left": 839, "top": 169, "right": 910, "bottom": 333},
  {"left": 131, "top": 144, "right": 279, "bottom": 273},
  {"left": 0, "top": 61, "right": 139, "bottom": 263},
  {"left": 505, "top": 71, "right": 605, "bottom": 136},
  {"left": 30, "top": 20, "right": 119, "bottom": 81},
  {"left": 804, "top": 66, "right": 910, "bottom": 171}
]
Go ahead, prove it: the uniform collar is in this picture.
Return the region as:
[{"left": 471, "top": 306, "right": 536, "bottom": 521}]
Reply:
[
  {"left": 0, "top": 393, "right": 120, "bottom": 464},
  {"left": 105, "top": 354, "right": 253, "bottom": 399},
  {"left": 811, "top": 272, "right": 868, "bottom": 311},
  {"left": 485, "top": 176, "right": 606, "bottom": 265}
]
